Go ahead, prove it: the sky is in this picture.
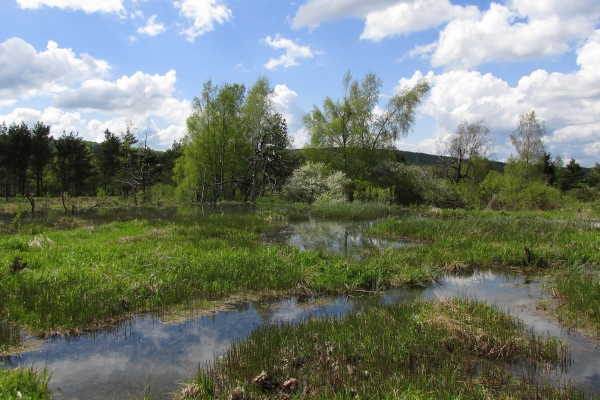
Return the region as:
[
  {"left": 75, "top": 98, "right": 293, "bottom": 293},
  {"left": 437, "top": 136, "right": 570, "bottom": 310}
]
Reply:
[{"left": 1, "top": 0, "right": 599, "bottom": 166}]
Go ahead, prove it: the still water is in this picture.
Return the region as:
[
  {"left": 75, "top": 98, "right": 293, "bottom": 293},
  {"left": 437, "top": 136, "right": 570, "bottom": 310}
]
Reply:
[{"left": 1, "top": 210, "right": 599, "bottom": 399}]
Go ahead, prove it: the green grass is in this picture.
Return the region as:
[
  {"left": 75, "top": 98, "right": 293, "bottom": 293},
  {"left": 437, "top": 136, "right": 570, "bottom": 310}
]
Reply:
[
  {"left": 0, "top": 213, "right": 437, "bottom": 334},
  {"left": 368, "top": 212, "right": 600, "bottom": 334},
  {"left": 311, "top": 201, "right": 394, "bottom": 219},
  {"left": 181, "top": 299, "right": 589, "bottom": 399},
  {"left": 552, "top": 263, "right": 600, "bottom": 336},
  {"left": 0, "top": 366, "right": 52, "bottom": 400}
]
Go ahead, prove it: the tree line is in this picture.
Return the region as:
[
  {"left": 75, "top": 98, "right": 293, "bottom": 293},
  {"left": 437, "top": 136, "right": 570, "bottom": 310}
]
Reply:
[
  {"left": 4, "top": 70, "right": 597, "bottom": 211},
  {"left": 0, "top": 120, "right": 181, "bottom": 203},
  {"left": 173, "top": 71, "right": 599, "bottom": 210}
]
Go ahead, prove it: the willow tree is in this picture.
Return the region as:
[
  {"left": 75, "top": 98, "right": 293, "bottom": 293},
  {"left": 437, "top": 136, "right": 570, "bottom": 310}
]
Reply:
[{"left": 303, "top": 71, "right": 429, "bottom": 178}]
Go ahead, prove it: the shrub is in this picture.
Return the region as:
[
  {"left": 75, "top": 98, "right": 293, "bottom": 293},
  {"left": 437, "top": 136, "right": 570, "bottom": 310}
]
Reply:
[
  {"left": 370, "top": 161, "right": 464, "bottom": 207},
  {"left": 282, "top": 162, "right": 348, "bottom": 204}
]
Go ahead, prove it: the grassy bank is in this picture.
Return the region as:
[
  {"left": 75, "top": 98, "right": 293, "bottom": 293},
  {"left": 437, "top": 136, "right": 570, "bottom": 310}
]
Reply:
[
  {"left": 310, "top": 201, "right": 394, "bottom": 219},
  {"left": 181, "top": 299, "right": 588, "bottom": 399},
  {"left": 0, "top": 366, "right": 51, "bottom": 399},
  {"left": 0, "top": 213, "right": 437, "bottom": 335},
  {"left": 368, "top": 212, "right": 600, "bottom": 334}
]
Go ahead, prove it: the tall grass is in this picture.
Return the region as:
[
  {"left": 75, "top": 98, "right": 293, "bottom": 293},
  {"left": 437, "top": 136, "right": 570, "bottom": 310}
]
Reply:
[
  {"left": 552, "top": 263, "right": 600, "bottom": 336},
  {"left": 369, "top": 213, "right": 600, "bottom": 333},
  {"left": 182, "top": 299, "right": 587, "bottom": 399},
  {"left": 311, "top": 201, "right": 393, "bottom": 219},
  {"left": 0, "top": 214, "right": 437, "bottom": 333},
  {"left": 0, "top": 365, "right": 52, "bottom": 399}
]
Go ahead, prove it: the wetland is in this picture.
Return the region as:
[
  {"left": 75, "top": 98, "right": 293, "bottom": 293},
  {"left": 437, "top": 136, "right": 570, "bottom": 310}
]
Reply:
[{"left": 0, "top": 204, "right": 599, "bottom": 398}]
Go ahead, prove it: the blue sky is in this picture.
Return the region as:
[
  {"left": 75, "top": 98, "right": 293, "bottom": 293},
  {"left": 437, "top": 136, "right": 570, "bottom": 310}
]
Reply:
[{"left": 1, "top": 0, "right": 599, "bottom": 166}]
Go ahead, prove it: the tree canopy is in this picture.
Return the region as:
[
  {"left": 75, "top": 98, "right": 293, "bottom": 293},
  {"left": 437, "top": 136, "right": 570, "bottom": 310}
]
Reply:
[{"left": 303, "top": 71, "right": 429, "bottom": 178}]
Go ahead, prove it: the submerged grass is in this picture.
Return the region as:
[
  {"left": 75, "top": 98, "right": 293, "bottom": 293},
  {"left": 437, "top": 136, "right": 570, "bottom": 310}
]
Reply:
[
  {"left": 0, "top": 365, "right": 52, "bottom": 399},
  {"left": 183, "top": 298, "right": 587, "bottom": 399},
  {"left": 0, "top": 213, "right": 435, "bottom": 334},
  {"left": 369, "top": 213, "right": 600, "bottom": 334}
]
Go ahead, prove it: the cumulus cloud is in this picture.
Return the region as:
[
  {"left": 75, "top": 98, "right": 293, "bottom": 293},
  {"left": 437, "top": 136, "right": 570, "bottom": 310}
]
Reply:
[
  {"left": 0, "top": 38, "right": 110, "bottom": 104},
  {"left": 174, "top": 0, "right": 232, "bottom": 42},
  {"left": 137, "top": 15, "right": 166, "bottom": 36},
  {"left": 272, "top": 84, "right": 306, "bottom": 147},
  {"left": 54, "top": 70, "right": 178, "bottom": 114},
  {"left": 293, "top": 0, "right": 600, "bottom": 70},
  {"left": 418, "top": 2, "right": 594, "bottom": 70},
  {"left": 292, "top": 0, "right": 395, "bottom": 28},
  {"left": 360, "top": 0, "right": 478, "bottom": 41},
  {"left": 399, "top": 30, "right": 600, "bottom": 165},
  {"left": 16, "top": 0, "right": 125, "bottom": 13},
  {"left": 262, "top": 35, "right": 316, "bottom": 70}
]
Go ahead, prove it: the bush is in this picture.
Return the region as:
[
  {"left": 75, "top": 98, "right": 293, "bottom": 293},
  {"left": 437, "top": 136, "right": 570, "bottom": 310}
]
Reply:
[
  {"left": 478, "top": 167, "right": 563, "bottom": 210},
  {"left": 282, "top": 162, "right": 348, "bottom": 204},
  {"left": 370, "top": 161, "right": 464, "bottom": 207}
]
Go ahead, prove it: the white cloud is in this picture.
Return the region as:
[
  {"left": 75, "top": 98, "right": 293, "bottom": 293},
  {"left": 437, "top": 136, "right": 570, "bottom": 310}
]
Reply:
[
  {"left": 422, "top": 3, "right": 592, "bottom": 70},
  {"left": 401, "top": 30, "right": 600, "bottom": 166},
  {"left": 16, "top": 0, "right": 125, "bottom": 14},
  {"left": 360, "top": 0, "right": 478, "bottom": 41},
  {"left": 138, "top": 15, "right": 166, "bottom": 36},
  {"left": 54, "top": 70, "right": 178, "bottom": 114},
  {"left": 272, "top": 84, "right": 306, "bottom": 147},
  {"left": 0, "top": 38, "right": 110, "bottom": 103},
  {"left": 0, "top": 106, "right": 88, "bottom": 138},
  {"left": 294, "top": 0, "right": 600, "bottom": 70},
  {"left": 263, "top": 34, "right": 316, "bottom": 70},
  {"left": 292, "top": 0, "right": 395, "bottom": 28},
  {"left": 174, "top": 0, "right": 232, "bottom": 42}
]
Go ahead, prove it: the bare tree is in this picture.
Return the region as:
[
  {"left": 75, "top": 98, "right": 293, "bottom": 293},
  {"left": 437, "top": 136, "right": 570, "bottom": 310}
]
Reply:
[{"left": 436, "top": 119, "right": 493, "bottom": 183}]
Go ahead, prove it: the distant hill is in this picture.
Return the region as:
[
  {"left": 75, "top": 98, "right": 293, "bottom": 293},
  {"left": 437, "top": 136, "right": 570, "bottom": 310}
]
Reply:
[
  {"left": 290, "top": 148, "right": 505, "bottom": 172},
  {"left": 399, "top": 150, "right": 505, "bottom": 172}
]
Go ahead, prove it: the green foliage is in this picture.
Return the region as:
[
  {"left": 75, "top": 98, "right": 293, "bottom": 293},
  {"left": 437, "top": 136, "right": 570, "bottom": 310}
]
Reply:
[
  {"left": 559, "top": 158, "right": 586, "bottom": 192},
  {"left": 304, "top": 71, "right": 429, "bottom": 179},
  {"left": 54, "top": 131, "right": 95, "bottom": 196},
  {"left": 588, "top": 163, "right": 600, "bottom": 187},
  {"left": 98, "top": 129, "right": 122, "bottom": 194},
  {"left": 0, "top": 366, "right": 52, "bottom": 399},
  {"left": 478, "top": 161, "right": 563, "bottom": 210},
  {"left": 510, "top": 111, "right": 547, "bottom": 180},
  {"left": 175, "top": 77, "right": 291, "bottom": 203},
  {"left": 370, "top": 161, "right": 464, "bottom": 207}
]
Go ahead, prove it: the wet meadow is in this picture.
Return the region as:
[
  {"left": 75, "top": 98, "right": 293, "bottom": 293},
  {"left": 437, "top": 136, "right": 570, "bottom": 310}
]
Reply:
[{"left": 0, "top": 202, "right": 599, "bottom": 398}]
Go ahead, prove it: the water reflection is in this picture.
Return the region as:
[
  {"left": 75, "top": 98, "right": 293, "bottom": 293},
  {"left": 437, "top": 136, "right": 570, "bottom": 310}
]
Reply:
[
  {"left": 2, "top": 272, "right": 599, "bottom": 399},
  {"left": 261, "top": 218, "right": 413, "bottom": 259}
]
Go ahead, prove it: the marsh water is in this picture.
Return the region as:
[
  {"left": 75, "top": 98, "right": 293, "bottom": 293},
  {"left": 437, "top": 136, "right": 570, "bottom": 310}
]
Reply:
[{"left": 1, "top": 207, "right": 599, "bottom": 398}]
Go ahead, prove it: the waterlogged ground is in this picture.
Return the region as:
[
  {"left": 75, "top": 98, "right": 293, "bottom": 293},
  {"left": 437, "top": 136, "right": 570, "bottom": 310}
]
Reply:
[
  {"left": 3, "top": 271, "right": 599, "bottom": 399},
  {"left": 1, "top": 209, "right": 599, "bottom": 398}
]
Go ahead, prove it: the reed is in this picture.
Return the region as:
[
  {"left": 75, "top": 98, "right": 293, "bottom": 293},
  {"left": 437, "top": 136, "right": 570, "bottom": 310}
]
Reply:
[
  {"left": 369, "top": 213, "right": 600, "bottom": 333},
  {"left": 311, "top": 201, "right": 393, "bottom": 219},
  {"left": 0, "top": 365, "right": 52, "bottom": 399},
  {"left": 183, "top": 299, "right": 589, "bottom": 399},
  {"left": 0, "top": 213, "right": 437, "bottom": 334}
]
